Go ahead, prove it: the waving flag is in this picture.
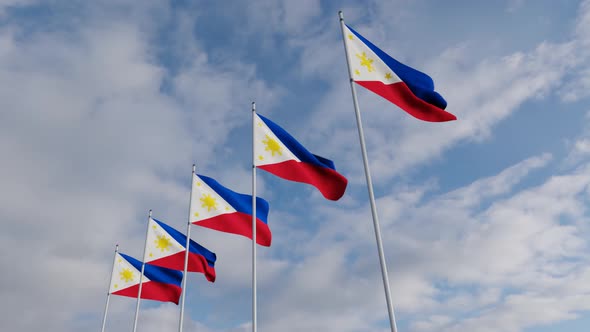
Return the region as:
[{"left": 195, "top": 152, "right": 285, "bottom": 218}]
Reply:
[
  {"left": 343, "top": 24, "right": 456, "bottom": 122},
  {"left": 254, "top": 113, "right": 348, "bottom": 200},
  {"left": 144, "top": 217, "right": 216, "bottom": 282},
  {"left": 109, "top": 252, "right": 183, "bottom": 304},
  {"left": 191, "top": 173, "right": 272, "bottom": 246}
]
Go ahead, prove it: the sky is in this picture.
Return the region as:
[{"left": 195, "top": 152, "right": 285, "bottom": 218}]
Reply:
[{"left": 0, "top": 0, "right": 589, "bottom": 331}]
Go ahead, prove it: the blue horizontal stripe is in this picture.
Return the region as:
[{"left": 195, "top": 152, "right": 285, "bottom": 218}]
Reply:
[
  {"left": 143, "top": 263, "right": 183, "bottom": 287},
  {"left": 258, "top": 114, "right": 337, "bottom": 171},
  {"left": 198, "top": 174, "right": 270, "bottom": 225},
  {"left": 152, "top": 218, "right": 216, "bottom": 266},
  {"left": 346, "top": 24, "right": 447, "bottom": 110},
  {"left": 120, "top": 252, "right": 183, "bottom": 287}
]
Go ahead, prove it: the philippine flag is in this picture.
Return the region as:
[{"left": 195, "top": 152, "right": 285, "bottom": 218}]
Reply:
[
  {"left": 343, "top": 24, "right": 456, "bottom": 122},
  {"left": 144, "top": 217, "right": 217, "bottom": 282},
  {"left": 254, "top": 113, "right": 348, "bottom": 201},
  {"left": 109, "top": 252, "right": 183, "bottom": 304},
  {"left": 191, "top": 173, "right": 272, "bottom": 247}
]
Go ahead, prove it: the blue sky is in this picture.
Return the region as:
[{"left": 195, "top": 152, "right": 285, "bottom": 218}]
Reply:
[{"left": 1, "top": 1, "right": 589, "bottom": 331}]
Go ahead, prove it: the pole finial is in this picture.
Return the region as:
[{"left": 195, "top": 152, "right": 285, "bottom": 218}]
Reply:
[
  {"left": 148, "top": 209, "right": 152, "bottom": 217},
  {"left": 338, "top": 10, "right": 344, "bottom": 20},
  {"left": 192, "top": 163, "right": 196, "bottom": 173},
  {"left": 251, "top": 101, "right": 256, "bottom": 112}
]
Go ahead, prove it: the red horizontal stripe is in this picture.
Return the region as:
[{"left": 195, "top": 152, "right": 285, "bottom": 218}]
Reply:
[
  {"left": 148, "top": 252, "right": 216, "bottom": 282},
  {"left": 112, "top": 281, "right": 182, "bottom": 304},
  {"left": 258, "top": 160, "right": 347, "bottom": 201},
  {"left": 356, "top": 81, "right": 456, "bottom": 122},
  {"left": 193, "top": 212, "right": 271, "bottom": 247}
]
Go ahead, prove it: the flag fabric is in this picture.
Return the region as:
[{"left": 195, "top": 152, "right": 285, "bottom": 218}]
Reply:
[
  {"left": 343, "top": 24, "right": 456, "bottom": 122},
  {"left": 109, "top": 252, "right": 183, "bottom": 304},
  {"left": 144, "top": 217, "right": 217, "bottom": 282},
  {"left": 254, "top": 113, "right": 348, "bottom": 201},
  {"left": 190, "top": 173, "right": 272, "bottom": 246}
]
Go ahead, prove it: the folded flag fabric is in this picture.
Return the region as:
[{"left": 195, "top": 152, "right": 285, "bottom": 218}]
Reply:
[
  {"left": 191, "top": 173, "right": 272, "bottom": 246},
  {"left": 343, "top": 24, "right": 456, "bottom": 122},
  {"left": 109, "top": 252, "right": 183, "bottom": 304},
  {"left": 144, "top": 217, "right": 217, "bottom": 282},
  {"left": 254, "top": 113, "right": 348, "bottom": 201}
]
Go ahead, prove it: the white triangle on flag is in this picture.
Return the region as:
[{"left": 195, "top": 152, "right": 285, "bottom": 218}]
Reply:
[
  {"left": 190, "top": 173, "right": 237, "bottom": 222},
  {"left": 343, "top": 25, "right": 402, "bottom": 84},
  {"left": 109, "top": 253, "right": 148, "bottom": 293},
  {"left": 253, "top": 113, "right": 300, "bottom": 167},
  {"left": 144, "top": 218, "right": 184, "bottom": 263}
]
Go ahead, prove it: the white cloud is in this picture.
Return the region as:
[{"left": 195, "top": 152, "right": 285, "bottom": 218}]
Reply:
[
  {"left": 574, "top": 138, "right": 590, "bottom": 153},
  {"left": 0, "top": 2, "right": 280, "bottom": 331},
  {"left": 564, "top": 111, "right": 590, "bottom": 167},
  {"left": 206, "top": 149, "right": 587, "bottom": 332},
  {"left": 506, "top": 0, "right": 527, "bottom": 13}
]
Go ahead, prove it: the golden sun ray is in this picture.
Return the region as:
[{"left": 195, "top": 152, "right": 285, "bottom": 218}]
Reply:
[
  {"left": 200, "top": 193, "right": 218, "bottom": 211},
  {"left": 262, "top": 135, "right": 282, "bottom": 156}
]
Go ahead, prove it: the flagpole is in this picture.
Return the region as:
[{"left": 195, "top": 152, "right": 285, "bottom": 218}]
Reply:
[
  {"left": 100, "top": 244, "right": 118, "bottom": 332},
  {"left": 179, "top": 164, "right": 196, "bottom": 332},
  {"left": 338, "top": 11, "right": 398, "bottom": 332},
  {"left": 251, "top": 101, "right": 258, "bottom": 332},
  {"left": 132, "top": 210, "right": 152, "bottom": 332}
]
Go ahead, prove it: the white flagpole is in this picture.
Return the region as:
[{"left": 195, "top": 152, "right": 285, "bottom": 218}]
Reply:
[
  {"left": 178, "top": 164, "right": 196, "bottom": 332},
  {"left": 132, "top": 210, "right": 152, "bottom": 332},
  {"left": 338, "top": 11, "right": 398, "bottom": 332},
  {"left": 251, "top": 102, "right": 258, "bottom": 332},
  {"left": 100, "top": 244, "right": 118, "bottom": 332}
]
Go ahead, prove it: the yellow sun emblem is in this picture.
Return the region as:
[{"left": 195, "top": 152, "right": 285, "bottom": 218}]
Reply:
[
  {"left": 155, "top": 235, "right": 172, "bottom": 252},
  {"left": 200, "top": 193, "right": 218, "bottom": 211},
  {"left": 262, "top": 135, "right": 282, "bottom": 156},
  {"left": 120, "top": 268, "right": 134, "bottom": 283},
  {"left": 356, "top": 52, "right": 374, "bottom": 72}
]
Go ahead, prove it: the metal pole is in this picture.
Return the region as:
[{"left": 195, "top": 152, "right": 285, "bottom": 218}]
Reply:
[
  {"left": 251, "top": 102, "right": 258, "bottom": 332},
  {"left": 179, "top": 164, "right": 196, "bottom": 332},
  {"left": 100, "top": 244, "right": 119, "bottom": 332},
  {"left": 338, "top": 11, "right": 398, "bottom": 332},
  {"left": 132, "top": 210, "right": 152, "bottom": 332}
]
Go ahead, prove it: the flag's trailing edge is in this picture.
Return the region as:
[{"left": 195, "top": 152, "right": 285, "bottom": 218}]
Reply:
[
  {"left": 191, "top": 173, "right": 271, "bottom": 247},
  {"left": 109, "top": 253, "right": 183, "bottom": 304},
  {"left": 254, "top": 113, "right": 348, "bottom": 201},
  {"left": 145, "top": 218, "right": 217, "bottom": 282},
  {"left": 344, "top": 24, "right": 456, "bottom": 122}
]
